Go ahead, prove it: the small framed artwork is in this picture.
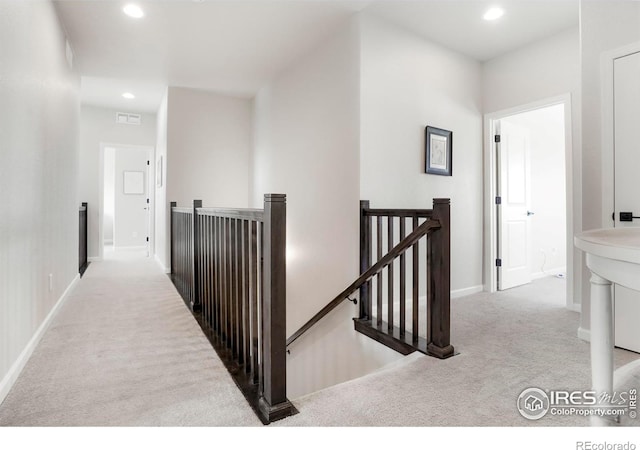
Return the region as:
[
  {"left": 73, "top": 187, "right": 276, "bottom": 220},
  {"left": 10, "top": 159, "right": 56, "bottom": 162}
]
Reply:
[
  {"left": 425, "top": 126, "right": 452, "bottom": 176},
  {"left": 156, "top": 156, "right": 163, "bottom": 188},
  {"left": 123, "top": 171, "right": 144, "bottom": 194}
]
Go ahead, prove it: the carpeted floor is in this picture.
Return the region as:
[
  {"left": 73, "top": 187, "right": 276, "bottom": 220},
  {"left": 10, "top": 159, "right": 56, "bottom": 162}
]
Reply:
[
  {"left": 276, "top": 277, "right": 639, "bottom": 426},
  {"left": 0, "top": 250, "right": 637, "bottom": 427},
  {"left": 0, "top": 249, "right": 261, "bottom": 426}
]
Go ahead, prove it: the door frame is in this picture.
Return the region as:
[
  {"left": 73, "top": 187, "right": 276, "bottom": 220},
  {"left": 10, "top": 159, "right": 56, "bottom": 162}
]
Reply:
[
  {"left": 601, "top": 42, "right": 640, "bottom": 230},
  {"left": 98, "top": 142, "right": 155, "bottom": 261},
  {"left": 483, "top": 94, "right": 577, "bottom": 311}
]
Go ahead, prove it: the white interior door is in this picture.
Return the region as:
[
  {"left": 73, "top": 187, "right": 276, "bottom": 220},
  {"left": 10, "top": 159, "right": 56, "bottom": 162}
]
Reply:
[
  {"left": 498, "top": 120, "right": 532, "bottom": 290},
  {"left": 114, "top": 147, "right": 149, "bottom": 251},
  {"left": 613, "top": 50, "right": 640, "bottom": 353}
]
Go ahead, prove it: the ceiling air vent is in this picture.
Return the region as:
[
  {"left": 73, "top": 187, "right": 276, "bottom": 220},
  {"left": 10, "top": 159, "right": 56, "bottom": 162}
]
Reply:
[{"left": 116, "top": 112, "right": 142, "bottom": 125}]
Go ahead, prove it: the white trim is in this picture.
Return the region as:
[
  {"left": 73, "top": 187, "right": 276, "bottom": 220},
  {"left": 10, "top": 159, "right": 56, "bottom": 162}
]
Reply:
[
  {"left": 531, "top": 267, "right": 567, "bottom": 280},
  {"left": 0, "top": 274, "right": 80, "bottom": 405},
  {"left": 450, "top": 285, "right": 483, "bottom": 299},
  {"left": 88, "top": 256, "right": 102, "bottom": 262},
  {"left": 578, "top": 326, "right": 591, "bottom": 342},
  {"left": 112, "top": 245, "right": 148, "bottom": 250},
  {"left": 483, "top": 94, "right": 577, "bottom": 313},
  {"left": 155, "top": 254, "right": 170, "bottom": 274}
]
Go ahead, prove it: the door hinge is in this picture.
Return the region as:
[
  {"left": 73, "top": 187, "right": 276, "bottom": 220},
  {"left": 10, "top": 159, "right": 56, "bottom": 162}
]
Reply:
[
  {"left": 146, "top": 198, "right": 149, "bottom": 204},
  {"left": 494, "top": 135, "right": 501, "bottom": 143},
  {"left": 146, "top": 237, "right": 149, "bottom": 242},
  {"left": 495, "top": 196, "right": 502, "bottom": 205},
  {"left": 496, "top": 258, "right": 502, "bottom": 267},
  {"left": 147, "top": 160, "right": 150, "bottom": 165}
]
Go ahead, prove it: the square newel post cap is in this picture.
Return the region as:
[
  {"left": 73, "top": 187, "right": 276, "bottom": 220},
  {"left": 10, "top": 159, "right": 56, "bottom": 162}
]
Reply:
[
  {"left": 264, "top": 194, "right": 286, "bottom": 202},
  {"left": 433, "top": 198, "right": 450, "bottom": 205}
]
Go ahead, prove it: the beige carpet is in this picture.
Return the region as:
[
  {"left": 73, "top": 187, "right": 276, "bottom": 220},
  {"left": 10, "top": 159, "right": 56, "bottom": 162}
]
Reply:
[
  {"left": 0, "top": 249, "right": 637, "bottom": 427},
  {"left": 0, "top": 249, "right": 261, "bottom": 426},
  {"left": 275, "top": 276, "right": 639, "bottom": 427}
]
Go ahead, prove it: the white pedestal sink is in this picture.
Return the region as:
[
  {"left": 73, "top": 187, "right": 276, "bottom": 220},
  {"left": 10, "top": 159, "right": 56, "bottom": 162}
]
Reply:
[{"left": 575, "top": 227, "right": 640, "bottom": 426}]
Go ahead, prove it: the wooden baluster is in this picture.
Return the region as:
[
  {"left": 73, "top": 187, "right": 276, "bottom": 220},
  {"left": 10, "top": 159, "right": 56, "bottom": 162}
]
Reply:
[
  {"left": 412, "top": 216, "right": 419, "bottom": 342},
  {"left": 231, "top": 218, "right": 238, "bottom": 356},
  {"left": 259, "top": 221, "right": 265, "bottom": 391},
  {"left": 359, "top": 201, "right": 372, "bottom": 320},
  {"left": 250, "top": 220, "right": 259, "bottom": 381},
  {"left": 201, "top": 215, "right": 206, "bottom": 323},
  {"left": 258, "top": 194, "right": 293, "bottom": 423},
  {"left": 387, "top": 216, "right": 394, "bottom": 331},
  {"left": 234, "top": 218, "right": 241, "bottom": 359},
  {"left": 242, "top": 219, "right": 250, "bottom": 367},
  {"left": 225, "top": 217, "right": 232, "bottom": 347},
  {"left": 399, "top": 217, "right": 406, "bottom": 337},
  {"left": 376, "top": 216, "right": 383, "bottom": 327},
  {"left": 221, "top": 217, "right": 227, "bottom": 341},
  {"left": 236, "top": 219, "right": 242, "bottom": 361},
  {"left": 427, "top": 199, "right": 454, "bottom": 359},
  {"left": 170, "top": 202, "right": 176, "bottom": 276},
  {"left": 192, "top": 200, "right": 202, "bottom": 311},
  {"left": 215, "top": 216, "right": 221, "bottom": 333},
  {"left": 207, "top": 215, "right": 212, "bottom": 326}
]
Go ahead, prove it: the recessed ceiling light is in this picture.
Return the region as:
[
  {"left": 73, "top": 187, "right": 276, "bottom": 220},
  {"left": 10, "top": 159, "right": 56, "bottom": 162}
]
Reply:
[
  {"left": 483, "top": 7, "right": 504, "bottom": 21},
  {"left": 122, "top": 92, "right": 135, "bottom": 99},
  {"left": 123, "top": 4, "right": 144, "bottom": 19}
]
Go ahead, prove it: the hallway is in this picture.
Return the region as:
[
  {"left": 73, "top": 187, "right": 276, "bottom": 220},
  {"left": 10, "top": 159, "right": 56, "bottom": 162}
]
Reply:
[
  {"left": 2, "top": 249, "right": 638, "bottom": 426},
  {"left": 0, "top": 250, "right": 260, "bottom": 426}
]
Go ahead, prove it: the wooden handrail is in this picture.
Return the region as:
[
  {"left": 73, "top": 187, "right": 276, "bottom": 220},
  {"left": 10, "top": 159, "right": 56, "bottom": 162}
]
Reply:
[
  {"left": 286, "top": 217, "right": 441, "bottom": 347},
  {"left": 364, "top": 208, "right": 433, "bottom": 218},
  {"left": 197, "top": 207, "right": 264, "bottom": 222}
]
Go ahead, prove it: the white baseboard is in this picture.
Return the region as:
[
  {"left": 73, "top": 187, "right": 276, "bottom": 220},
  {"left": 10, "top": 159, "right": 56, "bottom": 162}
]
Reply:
[
  {"left": 532, "top": 267, "right": 567, "bottom": 280},
  {"left": 578, "top": 326, "right": 591, "bottom": 342},
  {"left": 567, "top": 302, "right": 581, "bottom": 313},
  {"left": 451, "top": 285, "right": 483, "bottom": 299},
  {"left": 155, "top": 254, "right": 170, "bottom": 274},
  {"left": 0, "top": 273, "right": 80, "bottom": 405},
  {"left": 88, "top": 256, "right": 102, "bottom": 262}
]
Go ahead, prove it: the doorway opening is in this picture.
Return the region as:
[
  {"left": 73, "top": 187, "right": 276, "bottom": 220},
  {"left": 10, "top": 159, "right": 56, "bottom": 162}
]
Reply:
[
  {"left": 101, "top": 144, "right": 154, "bottom": 260},
  {"left": 484, "top": 95, "right": 573, "bottom": 308}
]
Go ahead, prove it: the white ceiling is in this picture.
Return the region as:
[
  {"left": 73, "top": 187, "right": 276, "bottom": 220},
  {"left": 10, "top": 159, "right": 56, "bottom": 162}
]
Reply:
[{"left": 54, "top": 0, "right": 578, "bottom": 114}]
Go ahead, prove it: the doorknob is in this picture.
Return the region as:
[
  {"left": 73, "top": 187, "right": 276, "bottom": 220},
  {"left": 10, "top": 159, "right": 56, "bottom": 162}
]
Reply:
[{"left": 527, "top": 211, "right": 535, "bottom": 216}]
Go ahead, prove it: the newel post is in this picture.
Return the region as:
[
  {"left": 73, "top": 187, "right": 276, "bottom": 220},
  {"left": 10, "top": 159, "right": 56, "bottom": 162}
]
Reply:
[
  {"left": 259, "top": 194, "right": 294, "bottom": 423},
  {"left": 359, "top": 200, "right": 372, "bottom": 320},
  {"left": 170, "top": 201, "right": 177, "bottom": 275},
  {"left": 192, "top": 199, "right": 202, "bottom": 312},
  {"left": 427, "top": 198, "right": 454, "bottom": 359}
]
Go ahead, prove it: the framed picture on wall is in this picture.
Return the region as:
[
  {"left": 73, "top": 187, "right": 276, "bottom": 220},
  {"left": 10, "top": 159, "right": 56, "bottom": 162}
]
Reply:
[
  {"left": 123, "top": 171, "right": 144, "bottom": 194},
  {"left": 156, "top": 156, "right": 163, "bottom": 188},
  {"left": 425, "top": 126, "right": 452, "bottom": 176}
]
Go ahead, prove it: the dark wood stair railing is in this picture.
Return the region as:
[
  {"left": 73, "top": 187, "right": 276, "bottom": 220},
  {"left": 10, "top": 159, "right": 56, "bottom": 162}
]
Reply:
[
  {"left": 170, "top": 195, "right": 295, "bottom": 424},
  {"left": 287, "top": 198, "right": 454, "bottom": 359},
  {"left": 79, "top": 202, "right": 88, "bottom": 277}
]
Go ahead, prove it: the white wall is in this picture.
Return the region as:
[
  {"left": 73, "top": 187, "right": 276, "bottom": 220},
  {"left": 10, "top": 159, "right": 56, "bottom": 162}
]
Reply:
[
  {"left": 154, "top": 87, "right": 252, "bottom": 270},
  {"left": 103, "top": 148, "right": 115, "bottom": 245},
  {"left": 166, "top": 87, "right": 252, "bottom": 208},
  {"left": 79, "top": 105, "right": 156, "bottom": 258},
  {"left": 482, "top": 27, "right": 580, "bottom": 307},
  {"left": 0, "top": 1, "right": 80, "bottom": 402},
  {"left": 579, "top": 0, "right": 640, "bottom": 333},
  {"left": 253, "top": 19, "right": 405, "bottom": 398},
  {"left": 502, "top": 105, "right": 567, "bottom": 278},
  {"left": 114, "top": 148, "right": 149, "bottom": 247},
  {"left": 154, "top": 92, "right": 169, "bottom": 272},
  {"left": 360, "top": 14, "right": 484, "bottom": 296}
]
